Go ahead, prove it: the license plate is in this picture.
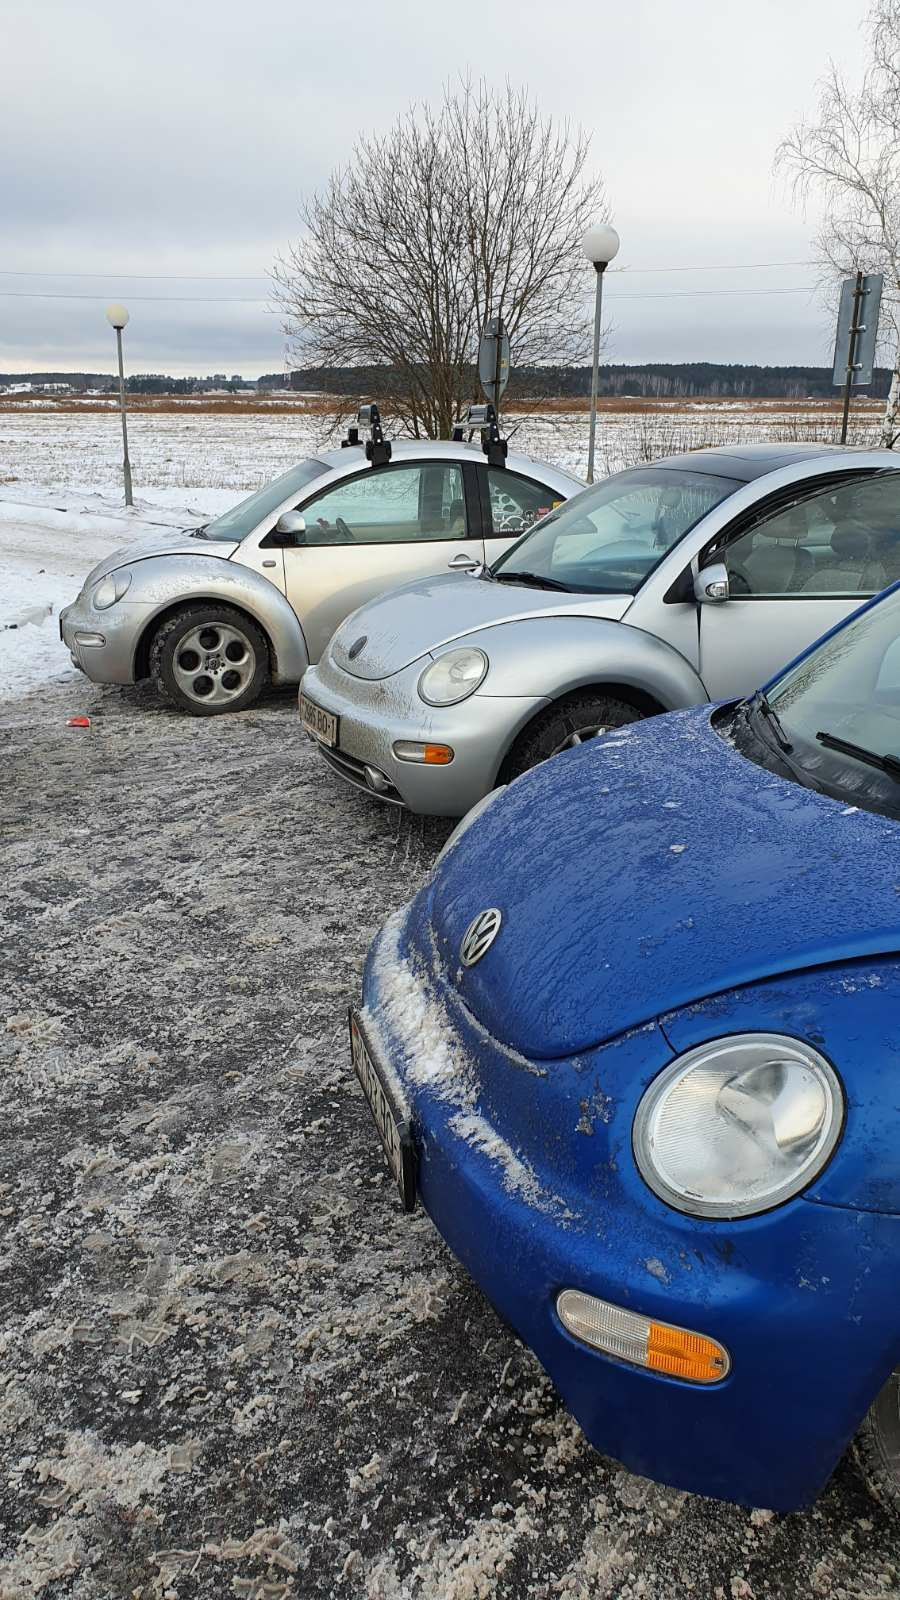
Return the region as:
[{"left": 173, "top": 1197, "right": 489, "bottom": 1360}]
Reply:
[
  {"left": 349, "top": 1009, "right": 416, "bottom": 1212},
  {"left": 300, "top": 692, "right": 339, "bottom": 749}
]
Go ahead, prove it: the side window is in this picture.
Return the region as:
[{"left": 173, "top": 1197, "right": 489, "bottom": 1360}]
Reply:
[
  {"left": 300, "top": 463, "right": 467, "bottom": 546},
  {"left": 723, "top": 476, "right": 900, "bottom": 598},
  {"left": 485, "top": 468, "right": 559, "bottom": 536}
]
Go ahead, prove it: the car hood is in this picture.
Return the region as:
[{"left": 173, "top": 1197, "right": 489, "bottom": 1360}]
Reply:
[
  {"left": 330, "top": 572, "right": 632, "bottom": 680},
  {"left": 424, "top": 707, "right": 900, "bottom": 1058},
  {"left": 83, "top": 530, "right": 239, "bottom": 587}
]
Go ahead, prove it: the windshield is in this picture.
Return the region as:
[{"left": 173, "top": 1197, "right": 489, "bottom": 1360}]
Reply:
[
  {"left": 490, "top": 467, "right": 741, "bottom": 594},
  {"left": 200, "top": 459, "right": 328, "bottom": 542},
  {"left": 732, "top": 585, "right": 900, "bottom": 820}
]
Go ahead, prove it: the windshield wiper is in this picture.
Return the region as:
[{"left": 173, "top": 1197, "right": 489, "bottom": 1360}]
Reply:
[
  {"left": 737, "top": 694, "right": 819, "bottom": 790},
  {"left": 816, "top": 729, "right": 900, "bottom": 782},
  {"left": 493, "top": 570, "right": 571, "bottom": 592},
  {"left": 750, "top": 690, "right": 793, "bottom": 753},
  {"left": 190, "top": 523, "right": 209, "bottom": 539}
]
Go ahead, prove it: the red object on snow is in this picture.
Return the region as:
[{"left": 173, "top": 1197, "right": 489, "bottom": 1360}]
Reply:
[{"left": 67, "top": 715, "right": 91, "bottom": 728}]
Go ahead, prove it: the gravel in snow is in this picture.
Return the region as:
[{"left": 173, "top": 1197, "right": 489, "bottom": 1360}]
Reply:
[
  {"left": 0, "top": 459, "right": 897, "bottom": 1595},
  {"left": 2, "top": 670, "right": 897, "bottom": 1599}
]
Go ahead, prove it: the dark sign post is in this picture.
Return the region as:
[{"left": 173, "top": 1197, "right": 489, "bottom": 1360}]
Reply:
[
  {"left": 833, "top": 271, "right": 884, "bottom": 444},
  {"left": 478, "top": 317, "right": 510, "bottom": 417}
]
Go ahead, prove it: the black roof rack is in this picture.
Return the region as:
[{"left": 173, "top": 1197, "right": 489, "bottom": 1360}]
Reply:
[
  {"left": 452, "top": 403, "right": 508, "bottom": 468},
  {"left": 341, "top": 403, "right": 392, "bottom": 465}
]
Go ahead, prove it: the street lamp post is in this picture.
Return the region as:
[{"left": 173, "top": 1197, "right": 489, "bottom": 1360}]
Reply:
[
  {"left": 106, "top": 303, "right": 133, "bottom": 507},
  {"left": 581, "top": 223, "right": 620, "bottom": 484}
]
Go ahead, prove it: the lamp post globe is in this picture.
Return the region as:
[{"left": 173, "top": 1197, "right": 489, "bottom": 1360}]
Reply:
[
  {"left": 582, "top": 222, "right": 619, "bottom": 483},
  {"left": 106, "top": 305, "right": 133, "bottom": 506},
  {"left": 581, "top": 222, "right": 620, "bottom": 267}
]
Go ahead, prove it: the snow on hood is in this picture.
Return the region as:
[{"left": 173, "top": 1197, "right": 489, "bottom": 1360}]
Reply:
[
  {"left": 330, "top": 572, "right": 631, "bottom": 681},
  {"left": 82, "top": 530, "right": 239, "bottom": 587},
  {"left": 426, "top": 707, "right": 900, "bottom": 1058}
]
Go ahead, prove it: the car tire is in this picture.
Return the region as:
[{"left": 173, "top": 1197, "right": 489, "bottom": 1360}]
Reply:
[
  {"left": 853, "top": 1367, "right": 900, "bottom": 1514},
  {"left": 149, "top": 604, "right": 269, "bottom": 716},
  {"left": 502, "top": 692, "right": 647, "bottom": 781}
]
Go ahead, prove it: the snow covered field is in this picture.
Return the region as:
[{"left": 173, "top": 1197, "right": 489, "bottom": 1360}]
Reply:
[{"left": 0, "top": 398, "right": 884, "bottom": 708}]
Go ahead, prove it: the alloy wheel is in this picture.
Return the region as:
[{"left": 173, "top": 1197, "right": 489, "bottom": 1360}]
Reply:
[{"left": 172, "top": 621, "right": 257, "bottom": 708}]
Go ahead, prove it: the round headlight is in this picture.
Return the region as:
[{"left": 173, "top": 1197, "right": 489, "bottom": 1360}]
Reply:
[
  {"left": 92, "top": 570, "right": 132, "bottom": 610},
  {"left": 418, "top": 647, "right": 488, "bottom": 706},
  {"left": 633, "top": 1034, "right": 843, "bottom": 1218}
]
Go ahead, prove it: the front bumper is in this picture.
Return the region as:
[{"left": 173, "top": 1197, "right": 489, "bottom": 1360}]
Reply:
[
  {"left": 358, "top": 894, "right": 900, "bottom": 1512},
  {"left": 59, "top": 594, "right": 147, "bottom": 684},
  {"left": 300, "top": 654, "right": 548, "bottom": 817}
]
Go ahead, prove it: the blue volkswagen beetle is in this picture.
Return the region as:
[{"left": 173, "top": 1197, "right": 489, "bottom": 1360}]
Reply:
[{"left": 351, "top": 581, "right": 900, "bottom": 1515}]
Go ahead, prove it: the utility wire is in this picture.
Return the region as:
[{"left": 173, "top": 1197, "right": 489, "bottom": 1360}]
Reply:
[
  {"left": 0, "top": 259, "right": 818, "bottom": 281},
  {"left": 0, "top": 285, "right": 820, "bottom": 305}
]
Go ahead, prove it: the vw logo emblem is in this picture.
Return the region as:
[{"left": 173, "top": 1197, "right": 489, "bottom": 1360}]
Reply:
[
  {"left": 348, "top": 635, "right": 367, "bottom": 660},
  {"left": 460, "top": 908, "right": 502, "bottom": 968}
]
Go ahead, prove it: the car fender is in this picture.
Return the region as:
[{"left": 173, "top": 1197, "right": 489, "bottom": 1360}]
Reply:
[
  {"left": 457, "top": 615, "right": 708, "bottom": 711},
  {"left": 124, "top": 553, "right": 309, "bottom": 683}
]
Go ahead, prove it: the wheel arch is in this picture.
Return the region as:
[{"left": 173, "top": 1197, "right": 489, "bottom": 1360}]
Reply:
[
  {"left": 493, "top": 679, "right": 670, "bottom": 786},
  {"left": 133, "top": 595, "right": 275, "bottom": 681},
  {"left": 124, "top": 557, "right": 310, "bottom": 684}
]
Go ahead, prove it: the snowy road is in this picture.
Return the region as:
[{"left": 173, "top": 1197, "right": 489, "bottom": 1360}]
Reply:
[
  {"left": 2, "top": 672, "right": 898, "bottom": 1598},
  {"left": 0, "top": 451, "right": 897, "bottom": 1595}
]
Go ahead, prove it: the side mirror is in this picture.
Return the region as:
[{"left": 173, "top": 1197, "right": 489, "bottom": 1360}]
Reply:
[
  {"left": 447, "top": 551, "right": 484, "bottom": 575},
  {"left": 694, "top": 562, "right": 730, "bottom": 604},
  {"left": 273, "top": 511, "right": 307, "bottom": 543}
]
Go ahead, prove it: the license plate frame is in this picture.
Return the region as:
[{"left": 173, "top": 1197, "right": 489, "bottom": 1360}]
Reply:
[
  {"left": 349, "top": 1009, "right": 416, "bottom": 1212},
  {"left": 299, "top": 692, "right": 339, "bottom": 749}
]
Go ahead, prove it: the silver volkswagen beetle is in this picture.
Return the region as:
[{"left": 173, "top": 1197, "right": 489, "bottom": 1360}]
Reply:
[
  {"left": 300, "top": 443, "right": 900, "bottom": 814},
  {"left": 59, "top": 408, "right": 580, "bottom": 714}
]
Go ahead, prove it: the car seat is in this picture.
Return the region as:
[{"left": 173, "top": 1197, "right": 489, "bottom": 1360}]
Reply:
[
  {"left": 446, "top": 497, "right": 467, "bottom": 537},
  {"left": 738, "top": 505, "right": 816, "bottom": 594},
  {"left": 800, "top": 526, "right": 887, "bottom": 594}
]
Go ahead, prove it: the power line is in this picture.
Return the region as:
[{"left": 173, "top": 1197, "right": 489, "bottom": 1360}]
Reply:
[
  {"left": 610, "top": 260, "right": 816, "bottom": 275},
  {"left": 0, "top": 268, "right": 271, "bottom": 282},
  {"left": 0, "top": 285, "right": 820, "bottom": 305},
  {"left": 607, "top": 285, "right": 818, "bottom": 301},
  {"left": 0, "top": 291, "right": 268, "bottom": 303},
  {"left": 0, "top": 259, "right": 818, "bottom": 282}
]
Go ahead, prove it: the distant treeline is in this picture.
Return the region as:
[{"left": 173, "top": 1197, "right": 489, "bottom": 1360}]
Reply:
[
  {"left": 287, "top": 362, "right": 894, "bottom": 400},
  {"left": 3, "top": 363, "right": 894, "bottom": 399}
]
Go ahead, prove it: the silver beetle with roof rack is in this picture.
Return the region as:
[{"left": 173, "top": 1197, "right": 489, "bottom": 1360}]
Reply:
[
  {"left": 58, "top": 403, "right": 581, "bottom": 715},
  {"left": 299, "top": 442, "right": 900, "bottom": 815}
]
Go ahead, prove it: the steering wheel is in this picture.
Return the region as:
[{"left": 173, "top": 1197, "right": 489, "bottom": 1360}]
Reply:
[{"left": 333, "top": 516, "right": 355, "bottom": 543}]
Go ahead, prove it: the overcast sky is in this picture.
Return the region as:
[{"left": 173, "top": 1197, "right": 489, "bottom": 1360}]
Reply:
[{"left": 1, "top": 0, "right": 871, "bottom": 377}]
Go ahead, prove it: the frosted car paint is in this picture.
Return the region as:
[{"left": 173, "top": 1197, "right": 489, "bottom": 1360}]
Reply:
[
  {"left": 59, "top": 441, "right": 581, "bottom": 692},
  {"left": 62, "top": 554, "right": 311, "bottom": 686},
  {"left": 427, "top": 707, "right": 900, "bottom": 1059},
  {"left": 356, "top": 605, "right": 900, "bottom": 1509},
  {"left": 305, "top": 446, "right": 900, "bottom": 814}
]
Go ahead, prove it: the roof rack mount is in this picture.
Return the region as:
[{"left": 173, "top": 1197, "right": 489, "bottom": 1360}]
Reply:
[
  {"left": 341, "top": 402, "right": 392, "bottom": 465},
  {"left": 452, "top": 403, "right": 508, "bottom": 468}
]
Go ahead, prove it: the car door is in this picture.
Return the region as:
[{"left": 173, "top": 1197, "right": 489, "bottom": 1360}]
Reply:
[
  {"left": 696, "top": 471, "right": 900, "bottom": 699},
  {"left": 274, "top": 459, "right": 483, "bottom": 661},
  {"left": 480, "top": 464, "right": 568, "bottom": 559}
]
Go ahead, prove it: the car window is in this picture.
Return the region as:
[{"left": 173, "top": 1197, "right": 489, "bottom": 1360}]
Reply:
[
  {"left": 298, "top": 463, "right": 467, "bottom": 545},
  {"left": 722, "top": 473, "right": 900, "bottom": 598},
  {"left": 485, "top": 468, "right": 561, "bottom": 536},
  {"left": 492, "top": 468, "right": 740, "bottom": 594},
  {"left": 201, "top": 459, "right": 328, "bottom": 542},
  {"left": 742, "top": 583, "right": 900, "bottom": 820}
]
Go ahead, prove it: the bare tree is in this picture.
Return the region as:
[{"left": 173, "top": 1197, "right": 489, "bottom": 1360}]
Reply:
[
  {"left": 777, "top": 1, "right": 900, "bottom": 446},
  {"left": 271, "top": 80, "right": 608, "bottom": 439}
]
